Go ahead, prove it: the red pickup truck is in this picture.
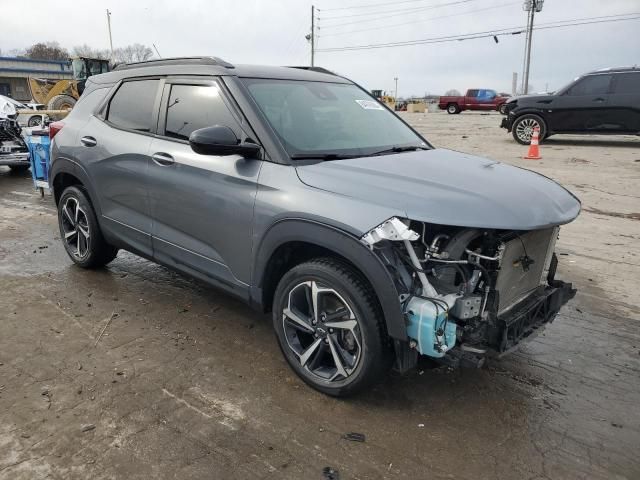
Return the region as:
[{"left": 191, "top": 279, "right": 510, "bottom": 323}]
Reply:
[{"left": 439, "top": 89, "right": 510, "bottom": 114}]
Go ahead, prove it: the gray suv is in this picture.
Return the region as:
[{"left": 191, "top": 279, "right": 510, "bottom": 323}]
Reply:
[{"left": 50, "top": 57, "right": 580, "bottom": 396}]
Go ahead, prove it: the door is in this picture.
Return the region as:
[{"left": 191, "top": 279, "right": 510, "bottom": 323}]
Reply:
[
  {"left": 476, "top": 89, "right": 497, "bottom": 110},
  {"left": 547, "top": 74, "right": 613, "bottom": 132},
  {"left": 83, "top": 78, "right": 161, "bottom": 257},
  {"left": 147, "top": 78, "right": 261, "bottom": 293},
  {"left": 608, "top": 71, "right": 640, "bottom": 133}
]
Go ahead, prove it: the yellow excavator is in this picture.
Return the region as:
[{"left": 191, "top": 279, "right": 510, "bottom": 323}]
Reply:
[{"left": 28, "top": 57, "right": 111, "bottom": 111}]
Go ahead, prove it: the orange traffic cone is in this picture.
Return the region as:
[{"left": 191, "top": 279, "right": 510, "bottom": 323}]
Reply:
[{"left": 524, "top": 126, "right": 542, "bottom": 160}]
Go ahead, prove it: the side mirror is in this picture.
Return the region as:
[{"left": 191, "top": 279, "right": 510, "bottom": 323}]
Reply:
[{"left": 189, "top": 125, "right": 260, "bottom": 157}]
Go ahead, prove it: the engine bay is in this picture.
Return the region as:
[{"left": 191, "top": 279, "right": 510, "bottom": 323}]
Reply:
[{"left": 362, "top": 217, "right": 575, "bottom": 369}]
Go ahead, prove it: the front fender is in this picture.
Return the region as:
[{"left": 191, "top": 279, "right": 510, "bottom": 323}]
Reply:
[{"left": 251, "top": 218, "right": 407, "bottom": 340}]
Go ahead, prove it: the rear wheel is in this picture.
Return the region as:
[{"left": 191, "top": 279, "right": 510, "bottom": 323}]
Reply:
[
  {"left": 512, "top": 114, "right": 546, "bottom": 145},
  {"left": 447, "top": 103, "right": 460, "bottom": 114},
  {"left": 58, "top": 186, "right": 118, "bottom": 268},
  {"left": 498, "top": 103, "right": 508, "bottom": 115},
  {"left": 48, "top": 95, "right": 76, "bottom": 111},
  {"left": 272, "top": 258, "right": 391, "bottom": 397}
]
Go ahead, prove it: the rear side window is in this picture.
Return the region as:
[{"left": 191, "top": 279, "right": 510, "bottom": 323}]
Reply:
[
  {"left": 67, "top": 87, "right": 109, "bottom": 120},
  {"left": 107, "top": 79, "right": 159, "bottom": 132},
  {"left": 163, "top": 83, "right": 240, "bottom": 140},
  {"left": 612, "top": 72, "right": 640, "bottom": 94},
  {"left": 467, "top": 89, "right": 479, "bottom": 97},
  {"left": 566, "top": 74, "right": 612, "bottom": 96}
]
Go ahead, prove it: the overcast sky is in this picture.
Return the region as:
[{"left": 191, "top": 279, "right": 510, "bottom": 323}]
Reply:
[{"left": 1, "top": 0, "right": 638, "bottom": 96}]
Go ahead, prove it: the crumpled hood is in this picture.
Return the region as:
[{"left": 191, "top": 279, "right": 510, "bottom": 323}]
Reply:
[{"left": 295, "top": 149, "right": 580, "bottom": 230}]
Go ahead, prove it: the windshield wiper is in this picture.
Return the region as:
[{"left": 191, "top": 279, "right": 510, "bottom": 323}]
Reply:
[
  {"left": 290, "top": 153, "right": 361, "bottom": 160},
  {"left": 369, "top": 145, "right": 429, "bottom": 156}
]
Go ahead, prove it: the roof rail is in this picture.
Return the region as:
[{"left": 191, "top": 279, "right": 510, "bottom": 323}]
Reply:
[
  {"left": 114, "top": 56, "right": 234, "bottom": 71},
  {"left": 287, "top": 66, "right": 337, "bottom": 76}
]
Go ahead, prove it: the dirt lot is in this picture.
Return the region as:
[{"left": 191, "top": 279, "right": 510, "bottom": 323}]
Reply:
[{"left": 1, "top": 111, "right": 639, "bottom": 480}]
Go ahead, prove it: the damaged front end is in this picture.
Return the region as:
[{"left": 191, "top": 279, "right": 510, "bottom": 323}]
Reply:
[{"left": 362, "top": 217, "right": 576, "bottom": 370}]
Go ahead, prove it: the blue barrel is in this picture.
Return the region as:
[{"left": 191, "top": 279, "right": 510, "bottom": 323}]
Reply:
[{"left": 26, "top": 133, "right": 51, "bottom": 195}]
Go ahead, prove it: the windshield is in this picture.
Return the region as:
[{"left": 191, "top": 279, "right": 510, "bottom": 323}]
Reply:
[{"left": 242, "top": 78, "right": 427, "bottom": 158}]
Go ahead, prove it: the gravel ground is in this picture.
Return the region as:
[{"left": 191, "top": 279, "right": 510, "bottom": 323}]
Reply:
[{"left": 1, "top": 111, "right": 639, "bottom": 480}]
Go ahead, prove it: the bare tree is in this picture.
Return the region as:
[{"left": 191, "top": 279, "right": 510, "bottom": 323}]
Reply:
[
  {"left": 113, "top": 44, "right": 154, "bottom": 64},
  {"left": 25, "top": 42, "right": 69, "bottom": 61},
  {"left": 72, "top": 44, "right": 110, "bottom": 59},
  {"left": 444, "top": 89, "right": 461, "bottom": 96}
]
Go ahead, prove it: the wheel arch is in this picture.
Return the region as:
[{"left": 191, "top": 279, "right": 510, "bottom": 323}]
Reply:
[
  {"left": 252, "top": 219, "right": 407, "bottom": 341},
  {"left": 512, "top": 108, "right": 550, "bottom": 130},
  {"left": 50, "top": 157, "right": 102, "bottom": 216}
]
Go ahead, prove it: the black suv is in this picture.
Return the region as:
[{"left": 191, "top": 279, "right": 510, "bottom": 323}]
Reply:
[{"left": 501, "top": 67, "right": 640, "bottom": 144}]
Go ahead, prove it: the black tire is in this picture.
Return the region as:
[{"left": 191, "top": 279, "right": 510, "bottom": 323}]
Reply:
[
  {"left": 272, "top": 257, "right": 392, "bottom": 397},
  {"left": 498, "top": 103, "right": 507, "bottom": 115},
  {"left": 9, "top": 164, "right": 30, "bottom": 173},
  {"left": 447, "top": 103, "right": 460, "bottom": 114},
  {"left": 47, "top": 95, "right": 76, "bottom": 111},
  {"left": 57, "top": 186, "right": 118, "bottom": 268},
  {"left": 512, "top": 114, "right": 547, "bottom": 145},
  {"left": 27, "top": 115, "right": 43, "bottom": 127}
]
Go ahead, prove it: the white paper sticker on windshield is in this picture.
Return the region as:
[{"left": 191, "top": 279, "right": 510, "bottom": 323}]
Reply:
[{"left": 355, "top": 99, "right": 384, "bottom": 110}]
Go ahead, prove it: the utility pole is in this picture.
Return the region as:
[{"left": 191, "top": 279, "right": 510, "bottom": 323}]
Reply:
[
  {"left": 521, "top": 0, "right": 544, "bottom": 95},
  {"left": 106, "top": 9, "right": 114, "bottom": 61},
  {"left": 310, "top": 5, "right": 315, "bottom": 67},
  {"left": 394, "top": 77, "right": 398, "bottom": 99}
]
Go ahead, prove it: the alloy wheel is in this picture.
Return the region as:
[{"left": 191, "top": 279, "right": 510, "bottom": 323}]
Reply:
[
  {"left": 61, "top": 197, "right": 91, "bottom": 259},
  {"left": 282, "top": 280, "right": 362, "bottom": 383},
  {"left": 516, "top": 117, "right": 540, "bottom": 143}
]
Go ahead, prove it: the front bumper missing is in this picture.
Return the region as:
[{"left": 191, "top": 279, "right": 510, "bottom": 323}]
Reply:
[
  {"left": 495, "top": 280, "right": 576, "bottom": 355},
  {"left": 500, "top": 116, "right": 513, "bottom": 132}
]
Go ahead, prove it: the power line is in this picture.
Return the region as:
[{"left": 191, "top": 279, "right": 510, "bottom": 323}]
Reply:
[
  {"left": 319, "top": 0, "right": 475, "bottom": 20},
  {"left": 320, "top": 0, "right": 475, "bottom": 27},
  {"left": 316, "top": 13, "right": 639, "bottom": 52},
  {"left": 321, "top": 0, "right": 453, "bottom": 12},
  {"left": 320, "top": 1, "right": 520, "bottom": 37}
]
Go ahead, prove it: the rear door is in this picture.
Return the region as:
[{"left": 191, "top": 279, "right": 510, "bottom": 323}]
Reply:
[
  {"left": 83, "top": 78, "right": 161, "bottom": 257},
  {"left": 608, "top": 71, "right": 640, "bottom": 133},
  {"left": 547, "top": 74, "right": 613, "bottom": 132},
  {"left": 147, "top": 77, "right": 261, "bottom": 293}
]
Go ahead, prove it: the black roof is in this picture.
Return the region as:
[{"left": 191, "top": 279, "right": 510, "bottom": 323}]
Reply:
[
  {"left": 91, "top": 56, "right": 350, "bottom": 85},
  {"left": 586, "top": 66, "right": 638, "bottom": 74}
]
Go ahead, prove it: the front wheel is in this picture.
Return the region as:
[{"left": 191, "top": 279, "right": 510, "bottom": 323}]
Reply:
[
  {"left": 9, "top": 164, "right": 30, "bottom": 173},
  {"left": 512, "top": 114, "right": 547, "bottom": 145},
  {"left": 272, "top": 258, "right": 392, "bottom": 397},
  {"left": 498, "top": 103, "right": 508, "bottom": 115},
  {"left": 57, "top": 186, "right": 118, "bottom": 268}
]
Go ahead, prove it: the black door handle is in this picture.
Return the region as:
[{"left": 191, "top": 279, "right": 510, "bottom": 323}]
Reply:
[
  {"left": 593, "top": 97, "right": 606, "bottom": 103},
  {"left": 151, "top": 152, "right": 175, "bottom": 166},
  {"left": 80, "top": 136, "right": 97, "bottom": 147}
]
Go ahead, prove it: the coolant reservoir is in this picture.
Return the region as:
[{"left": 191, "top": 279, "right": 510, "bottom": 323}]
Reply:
[{"left": 406, "top": 297, "right": 457, "bottom": 358}]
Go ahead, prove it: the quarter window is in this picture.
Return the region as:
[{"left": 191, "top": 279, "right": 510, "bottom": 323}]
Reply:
[
  {"left": 612, "top": 73, "right": 640, "bottom": 94},
  {"left": 566, "top": 75, "right": 612, "bottom": 96},
  {"left": 107, "top": 79, "right": 159, "bottom": 132},
  {"left": 164, "top": 84, "right": 240, "bottom": 140}
]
